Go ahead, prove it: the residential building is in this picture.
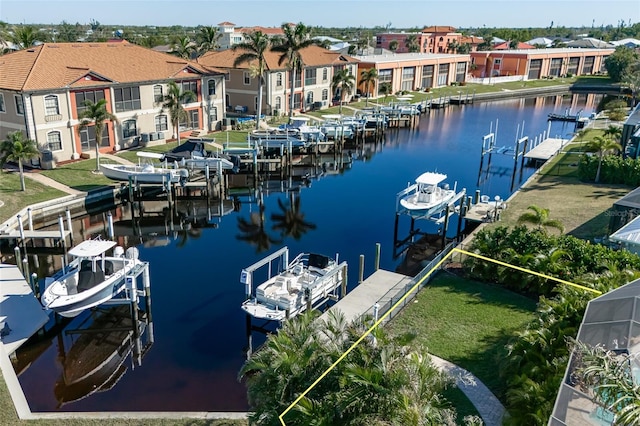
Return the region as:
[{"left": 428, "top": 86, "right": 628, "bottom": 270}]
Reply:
[
  {"left": 375, "top": 26, "right": 464, "bottom": 54},
  {"left": 493, "top": 41, "right": 536, "bottom": 50},
  {"left": 217, "top": 21, "right": 284, "bottom": 50},
  {"left": 355, "top": 52, "right": 471, "bottom": 95},
  {"left": 0, "top": 41, "right": 226, "bottom": 165},
  {"left": 469, "top": 47, "right": 614, "bottom": 79},
  {"left": 198, "top": 45, "right": 359, "bottom": 116}
]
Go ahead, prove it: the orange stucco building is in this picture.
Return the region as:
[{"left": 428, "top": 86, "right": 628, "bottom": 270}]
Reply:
[
  {"left": 470, "top": 47, "right": 614, "bottom": 79},
  {"left": 375, "top": 26, "right": 464, "bottom": 54}
]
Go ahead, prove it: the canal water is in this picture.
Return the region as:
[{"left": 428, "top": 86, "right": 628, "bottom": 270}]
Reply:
[{"left": 11, "top": 93, "right": 601, "bottom": 412}]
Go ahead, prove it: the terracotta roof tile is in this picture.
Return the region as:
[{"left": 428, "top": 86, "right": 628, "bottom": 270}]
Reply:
[
  {"left": 218, "top": 21, "right": 236, "bottom": 26},
  {"left": 198, "top": 45, "right": 358, "bottom": 71},
  {"left": 422, "top": 26, "right": 457, "bottom": 33},
  {"left": 0, "top": 41, "right": 219, "bottom": 92},
  {"left": 238, "top": 26, "right": 284, "bottom": 36}
]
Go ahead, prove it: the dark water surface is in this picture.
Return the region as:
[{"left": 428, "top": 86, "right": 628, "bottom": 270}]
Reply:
[{"left": 13, "top": 93, "right": 600, "bottom": 412}]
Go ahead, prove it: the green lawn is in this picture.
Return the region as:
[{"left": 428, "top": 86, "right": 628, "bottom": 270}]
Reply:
[
  {"left": 39, "top": 160, "right": 115, "bottom": 191},
  {"left": 386, "top": 272, "right": 537, "bottom": 405},
  {"left": 0, "top": 172, "right": 67, "bottom": 223}
]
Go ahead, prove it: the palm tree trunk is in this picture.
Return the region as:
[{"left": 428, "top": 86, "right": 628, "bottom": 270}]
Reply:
[
  {"left": 596, "top": 154, "right": 603, "bottom": 183},
  {"left": 176, "top": 123, "right": 181, "bottom": 145},
  {"left": 94, "top": 124, "right": 102, "bottom": 172},
  {"left": 18, "top": 161, "right": 26, "bottom": 191},
  {"left": 289, "top": 68, "right": 296, "bottom": 118},
  {"left": 365, "top": 83, "right": 369, "bottom": 107},
  {"left": 256, "top": 76, "right": 263, "bottom": 131}
]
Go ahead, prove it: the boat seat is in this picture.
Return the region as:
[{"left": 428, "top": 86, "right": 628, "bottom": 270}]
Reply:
[{"left": 77, "top": 263, "right": 105, "bottom": 293}]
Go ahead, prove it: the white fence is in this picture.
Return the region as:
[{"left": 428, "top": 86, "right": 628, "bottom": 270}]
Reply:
[{"left": 466, "top": 75, "right": 527, "bottom": 85}]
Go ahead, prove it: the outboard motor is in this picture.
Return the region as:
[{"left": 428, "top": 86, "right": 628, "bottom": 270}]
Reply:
[
  {"left": 125, "top": 247, "right": 139, "bottom": 260},
  {"left": 114, "top": 246, "right": 125, "bottom": 258},
  {"left": 178, "top": 169, "right": 189, "bottom": 187}
]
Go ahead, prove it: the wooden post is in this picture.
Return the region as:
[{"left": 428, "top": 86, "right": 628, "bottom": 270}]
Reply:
[
  {"left": 358, "top": 254, "right": 365, "bottom": 284},
  {"left": 374, "top": 243, "right": 381, "bottom": 271},
  {"left": 14, "top": 246, "right": 22, "bottom": 275},
  {"left": 441, "top": 204, "right": 450, "bottom": 250},
  {"left": 341, "top": 264, "right": 348, "bottom": 298}
]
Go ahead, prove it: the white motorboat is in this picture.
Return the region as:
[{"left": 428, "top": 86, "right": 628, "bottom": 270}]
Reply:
[
  {"left": 398, "top": 172, "right": 459, "bottom": 216},
  {"left": 41, "top": 239, "right": 145, "bottom": 318},
  {"left": 241, "top": 247, "right": 346, "bottom": 321},
  {"left": 100, "top": 161, "right": 189, "bottom": 185}
]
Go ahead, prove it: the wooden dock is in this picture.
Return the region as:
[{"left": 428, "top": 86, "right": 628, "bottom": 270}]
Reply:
[
  {"left": 0, "top": 264, "right": 49, "bottom": 355},
  {"left": 465, "top": 201, "right": 502, "bottom": 223},
  {"left": 318, "top": 269, "right": 412, "bottom": 324},
  {"left": 524, "top": 138, "right": 568, "bottom": 162}
]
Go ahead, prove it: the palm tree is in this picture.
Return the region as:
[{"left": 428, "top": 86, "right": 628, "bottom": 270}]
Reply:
[
  {"left": 195, "top": 26, "right": 221, "bottom": 57},
  {"left": 271, "top": 194, "right": 316, "bottom": 240},
  {"left": 379, "top": 82, "right": 391, "bottom": 103},
  {"left": 271, "top": 22, "right": 316, "bottom": 118},
  {"left": 0, "top": 131, "right": 39, "bottom": 191},
  {"left": 331, "top": 68, "right": 355, "bottom": 115},
  {"left": 603, "top": 124, "right": 622, "bottom": 143},
  {"left": 171, "top": 36, "right": 194, "bottom": 59},
  {"left": 447, "top": 40, "right": 460, "bottom": 54},
  {"left": 389, "top": 40, "right": 399, "bottom": 52},
  {"left": 78, "top": 98, "right": 117, "bottom": 172},
  {"left": 161, "top": 81, "right": 195, "bottom": 145},
  {"left": 233, "top": 30, "right": 270, "bottom": 131},
  {"left": 585, "top": 135, "right": 622, "bottom": 183},
  {"left": 360, "top": 68, "right": 378, "bottom": 107},
  {"left": 517, "top": 205, "right": 564, "bottom": 233},
  {"left": 405, "top": 34, "right": 419, "bottom": 53},
  {"left": 10, "top": 25, "right": 40, "bottom": 49}
]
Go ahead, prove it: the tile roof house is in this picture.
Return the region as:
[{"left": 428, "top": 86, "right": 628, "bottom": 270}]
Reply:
[
  {"left": 217, "top": 22, "right": 285, "bottom": 50},
  {"left": 375, "top": 25, "right": 464, "bottom": 54},
  {"left": 0, "top": 41, "right": 226, "bottom": 165},
  {"left": 198, "top": 45, "right": 358, "bottom": 116}
]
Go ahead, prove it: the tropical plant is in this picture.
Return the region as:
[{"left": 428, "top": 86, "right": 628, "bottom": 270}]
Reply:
[
  {"left": 161, "top": 81, "right": 195, "bottom": 145},
  {"left": 517, "top": 205, "right": 565, "bottom": 233},
  {"left": 171, "top": 35, "right": 194, "bottom": 60},
  {"left": 572, "top": 340, "right": 640, "bottom": 426},
  {"left": 78, "top": 98, "right": 117, "bottom": 172},
  {"left": 10, "top": 25, "right": 41, "bottom": 49},
  {"left": 56, "top": 21, "right": 80, "bottom": 42},
  {"left": 271, "top": 22, "right": 316, "bottom": 118},
  {"left": 233, "top": 30, "right": 270, "bottom": 130},
  {"left": 388, "top": 39, "right": 398, "bottom": 52},
  {"left": 405, "top": 34, "right": 420, "bottom": 53},
  {"left": 271, "top": 194, "right": 316, "bottom": 240},
  {"left": 584, "top": 135, "right": 622, "bottom": 183},
  {"left": 359, "top": 68, "right": 378, "bottom": 106},
  {"left": 331, "top": 68, "right": 355, "bottom": 114},
  {"left": 0, "top": 131, "right": 40, "bottom": 191},
  {"left": 379, "top": 82, "right": 391, "bottom": 102},
  {"left": 195, "top": 26, "right": 221, "bottom": 56},
  {"left": 604, "top": 46, "right": 640, "bottom": 82},
  {"left": 603, "top": 124, "right": 622, "bottom": 143}
]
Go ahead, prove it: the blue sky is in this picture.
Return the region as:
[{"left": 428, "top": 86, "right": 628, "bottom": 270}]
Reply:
[{"left": 1, "top": 0, "right": 638, "bottom": 29}]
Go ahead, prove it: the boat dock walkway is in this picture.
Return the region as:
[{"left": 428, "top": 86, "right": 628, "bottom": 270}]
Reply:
[
  {"left": 0, "top": 264, "right": 49, "bottom": 356},
  {"left": 524, "top": 137, "right": 568, "bottom": 162},
  {"left": 318, "top": 269, "right": 412, "bottom": 324}
]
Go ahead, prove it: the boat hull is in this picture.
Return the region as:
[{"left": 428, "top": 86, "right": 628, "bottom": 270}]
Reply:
[{"left": 99, "top": 163, "right": 187, "bottom": 184}]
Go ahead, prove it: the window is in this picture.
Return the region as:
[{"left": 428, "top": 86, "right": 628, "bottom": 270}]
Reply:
[
  {"left": 155, "top": 114, "right": 168, "bottom": 132},
  {"left": 180, "top": 80, "right": 198, "bottom": 102},
  {"left": 549, "top": 58, "right": 562, "bottom": 77},
  {"left": 179, "top": 109, "right": 199, "bottom": 131},
  {"left": 254, "top": 96, "right": 258, "bottom": 112},
  {"left": 567, "top": 57, "right": 580, "bottom": 75},
  {"left": 275, "top": 96, "right": 282, "bottom": 110},
  {"left": 455, "top": 62, "right": 466, "bottom": 83},
  {"left": 153, "top": 85, "right": 163, "bottom": 103},
  {"left": 122, "top": 119, "right": 137, "bottom": 138},
  {"left": 294, "top": 72, "right": 301, "bottom": 88},
  {"left": 494, "top": 58, "right": 502, "bottom": 65},
  {"left": 44, "top": 95, "right": 60, "bottom": 116},
  {"left": 0, "top": 94, "right": 4, "bottom": 112},
  {"left": 583, "top": 56, "right": 595, "bottom": 74},
  {"left": 75, "top": 89, "right": 104, "bottom": 115},
  {"left": 439, "top": 37, "right": 444, "bottom": 42},
  {"left": 209, "top": 106, "right": 218, "bottom": 122},
  {"left": 15, "top": 95, "right": 24, "bottom": 115},
  {"left": 46, "top": 131, "right": 62, "bottom": 151},
  {"left": 378, "top": 69, "right": 392, "bottom": 83},
  {"left": 306, "top": 91, "right": 314, "bottom": 104},
  {"left": 276, "top": 73, "right": 283, "bottom": 87},
  {"left": 421, "top": 65, "right": 434, "bottom": 89},
  {"left": 207, "top": 79, "right": 216, "bottom": 96},
  {"left": 79, "top": 125, "right": 108, "bottom": 152},
  {"left": 401, "top": 67, "right": 415, "bottom": 91},
  {"left": 292, "top": 93, "right": 301, "bottom": 110},
  {"left": 322, "top": 89, "right": 328, "bottom": 101},
  {"left": 113, "top": 86, "right": 141, "bottom": 112},
  {"left": 304, "top": 68, "right": 317, "bottom": 86},
  {"left": 322, "top": 68, "right": 328, "bottom": 81},
  {"left": 244, "top": 72, "right": 251, "bottom": 85},
  {"left": 437, "top": 63, "right": 449, "bottom": 86}
]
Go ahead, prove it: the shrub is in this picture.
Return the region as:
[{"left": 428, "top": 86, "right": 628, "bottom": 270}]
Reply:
[{"left": 578, "top": 154, "right": 640, "bottom": 186}]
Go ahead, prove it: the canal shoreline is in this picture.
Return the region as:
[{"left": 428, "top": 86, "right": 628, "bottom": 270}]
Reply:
[{"left": 0, "top": 83, "right": 623, "bottom": 425}]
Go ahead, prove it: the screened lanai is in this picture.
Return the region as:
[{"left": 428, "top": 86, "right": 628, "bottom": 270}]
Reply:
[{"left": 549, "top": 279, "right": 640, "bottom": 425}]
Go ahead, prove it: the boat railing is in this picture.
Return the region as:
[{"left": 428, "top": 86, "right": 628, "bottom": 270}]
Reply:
[{"left": 395, "top": 183, "right": 418, "bottom": 209}]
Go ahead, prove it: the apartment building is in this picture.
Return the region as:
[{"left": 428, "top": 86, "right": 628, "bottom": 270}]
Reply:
[
  {"left": 217, "top": 21, "right": 285, "bottom": 50},
  {"left": 0, "top": 41, "right": 226, "bottom": 165},
  {"left": 198, "top": 45, "right": 359, "bottom": 116},
  {"left": 375, "top": 26, "right": 464, "bottom": 54}
]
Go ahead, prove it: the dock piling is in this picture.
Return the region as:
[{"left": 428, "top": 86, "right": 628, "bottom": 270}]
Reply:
[
  {"left": 359, "top": 255, "right": 365, "bottom": 284},
  {"left": 107, "top": 212, "right": 114, "bottom": 239},
  {"left": 374, "top": 243, "right": 381, "bottom": 271},
  {"left": 27, "top": 208, "right": 33, "bottom": 231},
  {"left": 14, "top": 246, "right": 22, "bottom": 275}
]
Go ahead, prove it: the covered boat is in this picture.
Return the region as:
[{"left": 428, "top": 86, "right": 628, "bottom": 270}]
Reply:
[{"left": 398, "top": 172, "right": 458, "bottom": 216}]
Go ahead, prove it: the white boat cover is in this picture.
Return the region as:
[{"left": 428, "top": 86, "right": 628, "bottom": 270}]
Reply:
[
  {"left": 416, "top": 172, "right": 447, "bottom": 185},
  {"left": 68, "top": 239, "right": 117, "bottom": 257}
]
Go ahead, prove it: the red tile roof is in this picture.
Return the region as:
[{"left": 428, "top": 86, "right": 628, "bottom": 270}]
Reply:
[
  {"left": 422, "top": 26, "right": 457, "bottom": 33},
  {"left": 493, "top": 41, "right": 536, "bottom": 50},
  {"left": 238, "top": 26, "right": 284, "bottom": 36},
  {"left": 217, "top": 22, "right": 236, "bottom": 26},
  {"left": 0, "top": 41, "right": 219, "bottom": 92},
  {"left": 198, "top": 45, "right": 358, "bottom": 71}
]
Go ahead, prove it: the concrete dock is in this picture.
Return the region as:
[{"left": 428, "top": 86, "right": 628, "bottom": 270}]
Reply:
[
  {"left": 0, "top": 264, "right": 49, "bottom": 355},
  {"left": 524, "top": 137, "right": 568, "bottom": 162},
  {"left": 318, "top": 269, "right": 412, "bottom": 324}
]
